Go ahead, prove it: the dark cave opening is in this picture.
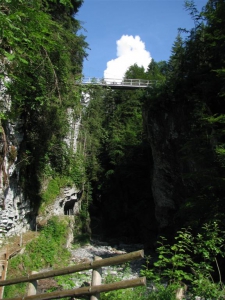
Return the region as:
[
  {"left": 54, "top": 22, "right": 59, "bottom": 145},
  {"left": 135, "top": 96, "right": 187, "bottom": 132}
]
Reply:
[{"left": 64, "top": 200, "right": 76, "bottom": 215}]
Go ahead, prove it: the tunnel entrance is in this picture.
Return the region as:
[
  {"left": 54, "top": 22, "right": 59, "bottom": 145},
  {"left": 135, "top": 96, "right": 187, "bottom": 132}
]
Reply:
[{"left": 64, "top": 200, "right": 76, "bottom": 215}]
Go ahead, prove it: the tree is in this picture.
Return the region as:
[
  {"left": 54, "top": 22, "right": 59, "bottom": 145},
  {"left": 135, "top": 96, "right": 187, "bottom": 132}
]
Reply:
[
  {"left": 146, "top": 59, "right": 168, "bottom": 81},
  {"left": 0, "top": 0, "right": 87, "bottom": 209},
  {"left": 124, "top": 63, "right": 146, "bottom": 79}
]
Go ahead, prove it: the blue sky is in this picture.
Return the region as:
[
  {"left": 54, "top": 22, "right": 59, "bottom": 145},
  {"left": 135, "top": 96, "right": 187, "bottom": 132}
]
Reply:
[{"left": 77, "top": 0, "right": 207, "bottom": 79}]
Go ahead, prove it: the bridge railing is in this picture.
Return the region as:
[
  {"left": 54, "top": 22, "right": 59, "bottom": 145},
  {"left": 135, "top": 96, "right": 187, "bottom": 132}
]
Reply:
[{"left": 77, "top": 78, "right": 155, "bottom": 87}]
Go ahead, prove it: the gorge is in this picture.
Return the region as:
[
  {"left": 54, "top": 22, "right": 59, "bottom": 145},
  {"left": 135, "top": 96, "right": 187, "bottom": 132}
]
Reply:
[{"left": 0, "top": 0, "right": 225, "bottom": 278}]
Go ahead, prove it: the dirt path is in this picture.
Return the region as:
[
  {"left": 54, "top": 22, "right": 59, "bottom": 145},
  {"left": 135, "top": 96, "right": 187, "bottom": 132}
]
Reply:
[
  {"left": 0, "top": 231, "right": 39, "bottom": 289},
  {"left": 0, "top": 231, "right": 39, "bottom": 260}
]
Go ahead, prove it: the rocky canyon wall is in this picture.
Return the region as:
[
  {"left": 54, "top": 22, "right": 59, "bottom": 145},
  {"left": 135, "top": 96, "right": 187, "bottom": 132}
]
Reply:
[
  {"left": 144, "top": 103, "right": 194, "bottom": 235},
  {"left": 0, "top": 86, "right": 82, "bottom": 242}
]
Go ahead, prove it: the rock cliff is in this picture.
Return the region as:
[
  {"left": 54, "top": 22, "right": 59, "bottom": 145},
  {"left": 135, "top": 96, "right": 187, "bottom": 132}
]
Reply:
[
  {"left": 0, "top": 90, "right": 82, "bottom": 241},
  {"left": 144, "top": 103, "right": 192, "bottom": 234}
]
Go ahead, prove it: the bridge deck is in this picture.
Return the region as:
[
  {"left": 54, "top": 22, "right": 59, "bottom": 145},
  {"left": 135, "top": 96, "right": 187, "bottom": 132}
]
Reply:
[{"left": 76, "top": 78, "right": 155, "bottom": 89}]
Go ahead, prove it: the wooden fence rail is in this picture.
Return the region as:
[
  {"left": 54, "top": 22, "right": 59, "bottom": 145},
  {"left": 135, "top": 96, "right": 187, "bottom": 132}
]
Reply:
[
  {"left": 5, "top": 277, "right": 146, "bottom": 300},
  {"left": 0, "top": 250, "right": 143, "bottom": 287},
  {"left": 0, "top": 250, "right": 145, "bottom": 300},
  {"left": 0, "top": 250, "right": 9, "bottom": 299}
]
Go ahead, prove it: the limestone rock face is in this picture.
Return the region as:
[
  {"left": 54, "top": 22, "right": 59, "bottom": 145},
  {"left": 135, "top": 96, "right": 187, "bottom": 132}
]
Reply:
[
  {"left": 0, "top": 118, "right": 33, "bottom": 239},
  {"left": 64, "top": 108, "right": 81, "bottom": 153},
  {"left": 0, "top": 104, "right": 82, "bottom": 241},
  {"left": 0, "top": 76, "right": 33, "bottom": 239},
  {"left": 37, "top": 186, "right": 82, "bottom": 225},
  {"left": 54, "top": 186, "right": 82, "bottom": 216},
  {"left": 144, "top": 105, "right": 190, "bottom": 232}
]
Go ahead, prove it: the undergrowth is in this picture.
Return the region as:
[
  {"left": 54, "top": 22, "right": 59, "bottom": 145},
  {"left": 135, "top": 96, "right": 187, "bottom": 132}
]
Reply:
[
  {"left": 102, "top": 222, "right": 225, "bottom": 300},
  {"left": 141, "top": 222, "right": 225, "bottom": 300},
  {"left": 4, "top": 216, "right": 71, "bottom": 298},
  {"left": 4, "top": 222, "right": 225, "bottom": 300},
  {"left": 39, "top": 177, "right": 72, "bottom": 214}
]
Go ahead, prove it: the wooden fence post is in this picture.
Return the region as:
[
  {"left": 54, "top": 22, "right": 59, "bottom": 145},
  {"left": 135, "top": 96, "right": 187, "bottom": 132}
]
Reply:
[
  {"left": 0, "top": 250, "right": 144, "bottom": 287},
  {"left": 90, "top": 256, "right": 102, "bottom": 300},
  {"left": 0, "top": 250, "right": 9, "bottom": 299},
  {"left": 19, "top": 233, "right": 23, "bottom": 247},
  {"left": 0, "top": 259, "right": 6, "bottom": 299},
  {"left": 27, "top": 271, "right": 38, "bottom": 296}
]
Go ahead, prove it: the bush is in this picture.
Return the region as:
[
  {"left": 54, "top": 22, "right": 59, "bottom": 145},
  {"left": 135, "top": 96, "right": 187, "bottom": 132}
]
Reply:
[
  {"left": 141, "top": 222, "right": 225, "bottom": 299},
  {"left": 22, "top": 216, "right": 70, "bottom": 270}
]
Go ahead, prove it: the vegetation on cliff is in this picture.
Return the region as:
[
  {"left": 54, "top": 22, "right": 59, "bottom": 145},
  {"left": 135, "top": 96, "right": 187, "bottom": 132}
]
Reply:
[
  {"left": 0, "top": 0, "right": 87, "bottom": 212},
  {"left": 1, "top": 0, "right": 225, "bottom": 298},
  {"left": 82, "top": 0, "right": 225, "bottom": 243},
  {"left": 2, "top": 0, "right": 224, "bottom": 245}
]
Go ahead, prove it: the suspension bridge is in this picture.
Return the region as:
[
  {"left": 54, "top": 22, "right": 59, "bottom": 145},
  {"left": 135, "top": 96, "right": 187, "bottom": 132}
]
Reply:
[{"left": 76, "top": 78, "right": 155, "bottom": 89}]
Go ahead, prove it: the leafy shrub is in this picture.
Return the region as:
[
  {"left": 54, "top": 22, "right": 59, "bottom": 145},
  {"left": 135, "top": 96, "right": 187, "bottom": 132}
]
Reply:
[
  {"left": 39, "top": 177, "right": 61, "bottom": 213},
  {"left": 39, "top": 177, "right": 72, "bottom": 213},
  {"left": 101, "top": 266, "right": 153, "bottom": 300},
  {"left": 141, "top": 222, "right": 225, "bottom": 299},
  {"left": 3, "top": 282, "right": 27, "bottom": 299},
  {"left": 25, "top": 216, "right": 70, "bottom": 269}
]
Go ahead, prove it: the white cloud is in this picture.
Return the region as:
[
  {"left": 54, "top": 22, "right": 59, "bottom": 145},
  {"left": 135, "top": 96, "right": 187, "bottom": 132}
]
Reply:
[{"left": 104, "top": 35, "right": 152, "bottom": 80}]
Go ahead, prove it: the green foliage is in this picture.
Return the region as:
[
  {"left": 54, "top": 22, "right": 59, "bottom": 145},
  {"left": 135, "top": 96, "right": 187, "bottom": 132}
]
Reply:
[
  {"left": 101, "top": 269, "right": 177, "bottom": 300},
  {"left": 136, "top": 0, "right": 225, "bottom": 231},
  {"left": 1, "top": 0, "right": 87, "bottom": 211},
  {"left": 4, "top": 216, "right": 71, "bottom": 298},
  {"left": 81, "top": 83, "right": 155, "bottom": 241},
  {"left": 55, "top": 274, "right": 75, "bottom": 290},
  {"left": 125, "top": 63, "right": 146, "bottom": 79},
  {"left": 141, "top": 222, "right": 225, "bottom": 299},
  {"left": 67, "top": 152, "right": 86, "bottom": 188},
  {"left": 40, "top": 178, "right": 61, "bottom": 209},
  {"left": 80, "top": 87, "right": 107, "bottom": 182},
  {"left": 39, "top": 176, "right": 71, "bottom": 213},
  {"left": 3, "top": 282, "right": 27, "bottom": 299},
  {"left": 101, "top": 286, "right": 147, "bottom": 300},
  {"left": 26, "top": 217, "right": 70, "bottom": 269},
  {"left": 78, "top": 0, "right": 225, "bottom": 248},
  {"left": 146, "top": 59, "right": 168, "bottom": 81},
  {"left": 146, "top": 284, "right": 178, "bottom": 300},
  {"left": 101, "top": 285, "right": 178, "bottom": 300},
  {"left": 73, "top": 186, "right": 92, "bottom": 243},
  {"left": 101, "top": 269, "right": 149, "bottom": 300}
]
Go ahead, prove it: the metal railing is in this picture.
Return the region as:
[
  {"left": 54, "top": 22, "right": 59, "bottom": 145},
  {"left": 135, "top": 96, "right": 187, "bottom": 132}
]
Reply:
[{"left": 76, "top": 78, "right": 155, "bottom": 88}]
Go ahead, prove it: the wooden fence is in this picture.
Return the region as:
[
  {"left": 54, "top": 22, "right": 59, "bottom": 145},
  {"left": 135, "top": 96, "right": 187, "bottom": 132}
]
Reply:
[
  {"left": 0, "top": 251, "right": 9, "bottom": 299},
  {"left": 0, "top": 250, "right": 146, "bottom": 300}
]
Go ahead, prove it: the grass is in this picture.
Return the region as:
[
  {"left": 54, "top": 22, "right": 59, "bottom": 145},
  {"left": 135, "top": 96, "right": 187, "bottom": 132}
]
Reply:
[{"left": 3, "top": 216, "right": 72, "bottom": 298}]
